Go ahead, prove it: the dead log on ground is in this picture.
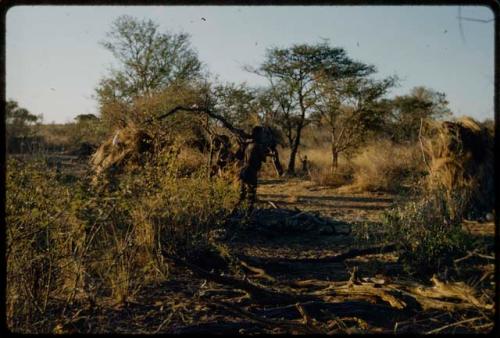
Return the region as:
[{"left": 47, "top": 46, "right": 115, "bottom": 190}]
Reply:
[{"left": 171, "top": 256, "right": 314, "bottom": 305}]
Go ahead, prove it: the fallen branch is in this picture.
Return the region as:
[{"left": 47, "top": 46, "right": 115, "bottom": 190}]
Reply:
[
  {"left": 171, "top": 321, "right": 265, "bottom": 334},
  {"left": 239, "top": 260, "right": 276, "bottom": 282},
  {"left": 454, "top": 250, "right": 495, "bottom": 263},
  {"left": 425, "top": 316, "right": 484, "bottom": 334},
  {"left": 171, "top": 256, "right": 313, "bottom": 305},
  {"left": 253, "top": 300, "right": 406, "bottom": 327},
  {"left": 214, "top": 301, "right": 325, "bottom": 334},
  {"left": 408, "top": 275, "right": 493, "bottom": 311},
  {"left": 267, "top": 201, "right": 279, "bottom": 209},
  {"left": 290, "top": 279, "right": 347, "bottom": 289},
  {"left": 314, "top": 283, "right": 407, "bottom": 310}
]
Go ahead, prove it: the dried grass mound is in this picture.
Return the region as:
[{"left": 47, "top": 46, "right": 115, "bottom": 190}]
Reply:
[
  {"left": 424, "top": 116, "right": 494, "bottom": 216},
  {"left": 90, "top": 124, "right": 153, "bottom": 184},
  {"left": 348, "top": 140, "right": 422, "bottom": 192}
]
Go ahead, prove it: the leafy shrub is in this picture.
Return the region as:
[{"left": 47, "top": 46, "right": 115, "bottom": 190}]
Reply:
[{"left": 382, "top": 189, "right": 473, "bottom": 277}]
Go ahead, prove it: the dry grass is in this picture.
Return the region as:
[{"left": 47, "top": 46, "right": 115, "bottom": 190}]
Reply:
[
  {"left": 423, "top": 116, "right": 494, "bottom": 218},
  {"left": 6, "top": 152, "right": 239, "bottom": 332},
  {"left": 304, "top": 147, "right": 352, "bottom": 187},
  {"left": 309, "top": 166, "right": 350, "bottom": 187},
  {"left": 172, "top": 143, "right": 209, "bottom": 177},
  {"left": 264, "top": 146, "right": 352, "bottom": 187},
  {"left": 38, "top": 124, "right": 73, "bottom": 148},
  {"left": 345, "top": 140, "right": 423, "bottom": 192}
]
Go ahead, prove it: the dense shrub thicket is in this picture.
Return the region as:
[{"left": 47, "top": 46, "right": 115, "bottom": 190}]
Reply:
[{"left": 6, "top": 153, "right": 239, "bottom": 332}]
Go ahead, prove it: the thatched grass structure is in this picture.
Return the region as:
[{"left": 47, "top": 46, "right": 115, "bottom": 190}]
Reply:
[
  {"left": 90, "top": 124, "right": 153, "bottom": 186},
  {"left": 89, "top": 122, "right": 238, "bottom": 186},
  {"left": 424, "top": 116, "right": 494, "bottom": 218}
]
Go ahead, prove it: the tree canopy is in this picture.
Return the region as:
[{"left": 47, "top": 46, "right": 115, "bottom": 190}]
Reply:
[
  {"left": 312, "top": 74, "right": 397, "bottom": 169},
  {"left": 384, "top": 86, "right": 451, "bottom": 142},
  {"left": 248, "top": 42, "right": 377, "bottom": 174},
  {"left": 96, "top": 15, "right": 202, "bottom": 104}
]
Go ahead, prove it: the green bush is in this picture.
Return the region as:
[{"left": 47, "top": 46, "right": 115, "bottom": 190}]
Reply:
[{"left": 382, "top": 189, "right": 473, "bottom": 277}]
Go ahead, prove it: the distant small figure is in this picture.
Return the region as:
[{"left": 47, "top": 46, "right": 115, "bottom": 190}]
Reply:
[
  {"left": 301, "top": 155, "right": 309, "bottom": 174},
  {"left": 298, "top": 154, "right": 310, "bottom": 177},
  {"left": 201, "top": 17, "right": 206, "bottom": 21}
]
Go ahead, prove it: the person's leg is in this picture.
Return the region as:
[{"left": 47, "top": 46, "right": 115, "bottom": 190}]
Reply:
[
  {"left": 247, "top": 183, "right": 257, "bottom": 214},
  {"left": 230, "top": 179, "right": 247, "bottom": 216}
]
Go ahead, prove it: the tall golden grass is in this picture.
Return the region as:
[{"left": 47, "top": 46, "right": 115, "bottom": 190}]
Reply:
[
  {"left": 424, "top": 116, "right": 494, "bottom": 218},
  {"left": 348, "top": 140, "right": 424, "bottom": 192}
]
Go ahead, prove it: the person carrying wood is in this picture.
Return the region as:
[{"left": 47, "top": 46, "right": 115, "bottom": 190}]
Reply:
[
  {"left": 155, "top": 105, "right": 284, "bottom": 213},
  {"left": 236, "top": 126, "right": 282, "bottom": 214}
]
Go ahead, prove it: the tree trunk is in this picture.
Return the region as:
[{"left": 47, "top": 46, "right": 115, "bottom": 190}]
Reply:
[
  {"left": 330, "top": 130, "right": 339, "bottom": 173},
  {"left": 271, "top": 149, "right": 284, "bottom": 177},
  {"left": 287, "top": 149, "right": 296, "bottom": 175},
  {"left": 331, "top": 149, "right": 339, "bottom": 173},
  {"left": 287, "top": 126, "right": 302, "bottom": 176}
]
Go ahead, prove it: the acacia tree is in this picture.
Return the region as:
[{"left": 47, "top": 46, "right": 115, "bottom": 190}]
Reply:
[
  {"left": 247, "top": 42, "right": 374, "bottom": 175},
  {"left": 211, "top": 82, "right": 261, "bottom": 130},
  {"left": 313, "top": 74, "right": 396, "bottom": 171},
  {"left": 96, "top": 15, "right": 202, "bottom": 126},
  {"left": 384, "top": 86, "right": 451, "bottom": 142}
]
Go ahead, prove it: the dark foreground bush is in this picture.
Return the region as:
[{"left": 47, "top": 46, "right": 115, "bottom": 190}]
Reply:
[{"left": 6, "top": 153, "right": 239, "bottom": 332}]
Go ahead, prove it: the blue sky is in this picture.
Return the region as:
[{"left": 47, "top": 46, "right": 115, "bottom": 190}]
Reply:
[{"left": 6, "top": 5, "right": 495, "bottom": 123}]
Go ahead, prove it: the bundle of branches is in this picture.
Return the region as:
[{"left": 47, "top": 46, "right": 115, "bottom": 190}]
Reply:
[
  {"left": 89, "top": 122, "right": 238, "bottom": 186},
  {"left": 90, "top": 124, "right": 154, "bottom": 185},
  {"left": 422, "top": 116, "right": 494, "bottom": 218}
]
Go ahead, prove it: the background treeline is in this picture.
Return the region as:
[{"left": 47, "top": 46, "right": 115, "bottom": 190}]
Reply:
[{"left": 7, "top": 15, "right": 493, "bottom": 178}]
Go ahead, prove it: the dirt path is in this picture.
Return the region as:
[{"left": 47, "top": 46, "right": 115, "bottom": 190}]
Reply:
[
  {"left": 205, "top": 178, "right": 494, "bottom": 334},
  {"left": 227, "top": 178, "right": 402, "bottom": 281},
  {"left": 258, "top": 178, "right": 397, "bottom": 222}
]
